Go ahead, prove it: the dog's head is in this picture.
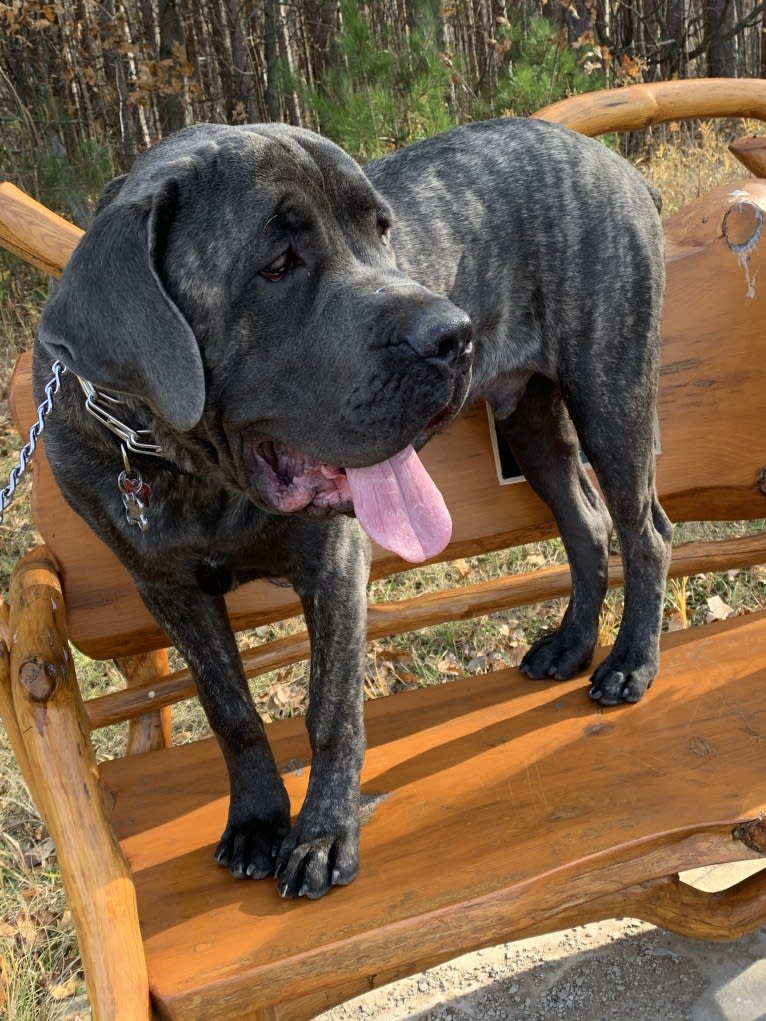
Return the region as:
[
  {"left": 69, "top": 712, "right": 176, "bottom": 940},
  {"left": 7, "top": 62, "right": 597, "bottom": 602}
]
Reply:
[{"left": 38, "top": 124, "right": 473, "bottom": 537}]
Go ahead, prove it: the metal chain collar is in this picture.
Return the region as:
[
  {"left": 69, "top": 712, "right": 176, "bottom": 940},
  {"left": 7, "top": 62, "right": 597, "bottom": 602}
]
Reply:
[
  {"left": 1, "top": 362, "right": 163, "bottom": 531},
  {"left": 77, "top": 377, "right": 164, "bottom": 458}
]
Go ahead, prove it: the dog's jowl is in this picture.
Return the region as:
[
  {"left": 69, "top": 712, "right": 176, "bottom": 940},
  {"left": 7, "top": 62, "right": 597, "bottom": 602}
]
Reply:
[{"left": 34, "top": 117, "right": 670, "bottom": 899}]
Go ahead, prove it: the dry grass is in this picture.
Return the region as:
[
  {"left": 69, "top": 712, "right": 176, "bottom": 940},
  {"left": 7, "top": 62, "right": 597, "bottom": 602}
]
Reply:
[
  {"left": 2, "top": 119, "right": 766, "bottom": 1019},
  {"left": 637, "top": 117, "right": 766, "bottom": 215}
]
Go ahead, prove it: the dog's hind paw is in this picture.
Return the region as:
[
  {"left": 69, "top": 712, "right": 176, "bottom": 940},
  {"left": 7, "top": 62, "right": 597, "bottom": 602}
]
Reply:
[
  {"left": 214, "top": 811, "right": 290, "bottom": 880},
  {"left": 275, "top": 824, "right": 360, "bottom": 900},
  {"left": 587, "top": 654, "right": 657, "bottom": 705}
]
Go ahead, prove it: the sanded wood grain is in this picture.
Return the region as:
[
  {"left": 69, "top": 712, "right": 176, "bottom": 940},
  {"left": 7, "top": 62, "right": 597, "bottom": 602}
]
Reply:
[
  {"left": 730, "top": 135, "right": 766, "bottom": 177},
  {"left": 99, "top": 610, "right": 766, "bottom": 1020},
  {"left": 8, "top": 549, "right": 150, "bottom": 1021},
  {"left": 0, "top": 597, "right": 34, "bottom": 782}
]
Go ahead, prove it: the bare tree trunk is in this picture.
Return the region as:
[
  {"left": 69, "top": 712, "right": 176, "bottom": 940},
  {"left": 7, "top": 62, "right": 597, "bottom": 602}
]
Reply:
[
  {"left": 158, "top": 0, "right": 187, "bottom": 133},
  {"left": 97, "top": 0, "right": 138, "bottom": 163},
  {"left": 264, "top": 0, "right": 283, "bottom": 121},
  {"left": 225, "top": 0, "right": 258, "bottom": 121},
  {"left": 705, "top": 0, "right": 740, "bottom": 75}
]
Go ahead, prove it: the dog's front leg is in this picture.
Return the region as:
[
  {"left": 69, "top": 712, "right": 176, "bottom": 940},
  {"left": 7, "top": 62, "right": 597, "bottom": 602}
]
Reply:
[
  {"left": 135, "top": 582, "right": 291, "bottom": 879},
  {"left": 275, "top": 517, "right": 370, "bottom": 899}
]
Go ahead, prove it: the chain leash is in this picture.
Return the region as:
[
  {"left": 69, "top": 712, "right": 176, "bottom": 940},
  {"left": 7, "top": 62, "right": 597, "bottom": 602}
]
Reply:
[{"left": 0, "top": 361, "right": 67, "bottom": 525}]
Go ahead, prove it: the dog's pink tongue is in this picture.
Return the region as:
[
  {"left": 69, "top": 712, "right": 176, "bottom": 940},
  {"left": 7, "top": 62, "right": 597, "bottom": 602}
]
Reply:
[{"left": 345, "top": 445, "right": 452, "bottom": 563}]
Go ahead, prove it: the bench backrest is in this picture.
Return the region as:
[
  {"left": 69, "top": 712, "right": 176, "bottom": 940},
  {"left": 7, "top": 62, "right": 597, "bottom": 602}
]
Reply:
[{"left": 4, "top": 173, "right": 766, "bottom": 661}]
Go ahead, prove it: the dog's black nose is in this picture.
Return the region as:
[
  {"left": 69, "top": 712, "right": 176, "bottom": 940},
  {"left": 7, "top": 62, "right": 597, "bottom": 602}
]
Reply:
[{"left": 400, "top": 301, "right": 473, "bottom": 372}]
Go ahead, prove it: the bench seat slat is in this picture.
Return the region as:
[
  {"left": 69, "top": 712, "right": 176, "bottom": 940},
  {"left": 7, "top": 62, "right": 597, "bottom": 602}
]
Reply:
[{"left": 101, "top": 610, "right": 766, "bottom": 1021}]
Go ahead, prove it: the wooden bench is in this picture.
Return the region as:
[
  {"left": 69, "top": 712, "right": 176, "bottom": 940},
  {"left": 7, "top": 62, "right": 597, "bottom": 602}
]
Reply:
[{"left": 2, "top": 78, "right": 766, "bottom": 1021}]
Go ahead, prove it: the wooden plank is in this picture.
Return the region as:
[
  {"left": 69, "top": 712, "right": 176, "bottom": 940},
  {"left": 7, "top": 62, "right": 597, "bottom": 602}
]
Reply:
[
  {"left": 534, "top": 78, "right": 766, "bottom": 136},
  {"left": 101, "top": 609, "right": 766, "bottom": 1020}
]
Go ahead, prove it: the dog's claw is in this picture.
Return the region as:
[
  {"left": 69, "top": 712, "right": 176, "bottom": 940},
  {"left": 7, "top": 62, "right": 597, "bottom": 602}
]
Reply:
[
  {"left": 246, "top": 862, "right": 272, "bottom": 879},
  {"left": 274, "top": 820, "right": 360, "bottom": 900}
]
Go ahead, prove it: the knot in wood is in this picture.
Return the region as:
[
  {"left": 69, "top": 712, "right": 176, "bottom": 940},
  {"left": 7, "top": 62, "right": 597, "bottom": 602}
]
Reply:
[
  {"left": 758, "top": 467, "right": 766, "bottom": 496},
  {"left": 19, "top": 658, "right": 56, "bottom": 703},
  {"left": 733, "top": 815, "right": 766, "bottom": 854},
  {"left": 722, "top": 199, "right": 764, "bottom": 254}
]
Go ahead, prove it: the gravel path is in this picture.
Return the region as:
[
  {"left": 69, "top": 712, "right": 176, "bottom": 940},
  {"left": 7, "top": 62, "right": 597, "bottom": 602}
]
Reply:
[{"left": 318, "top": 865, "right": 766, "bottom": 1021}]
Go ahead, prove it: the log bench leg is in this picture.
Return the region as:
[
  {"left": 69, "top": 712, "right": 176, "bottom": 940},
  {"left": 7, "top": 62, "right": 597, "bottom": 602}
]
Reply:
[
  {"left": 118, "top": 649, "right": 173, "bottom": 754},
  {"left": 7, "top": 548, "right": 151, "bottom": 1021}
]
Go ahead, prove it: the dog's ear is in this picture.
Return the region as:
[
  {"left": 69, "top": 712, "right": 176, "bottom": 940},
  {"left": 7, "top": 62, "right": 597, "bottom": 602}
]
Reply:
[{"left": 38, "top": 177, "right": 205, "bottom": 432}]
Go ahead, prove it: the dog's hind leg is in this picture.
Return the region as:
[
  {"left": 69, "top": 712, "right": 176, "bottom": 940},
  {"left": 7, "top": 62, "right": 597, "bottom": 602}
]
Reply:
[
  {"left": 495, "top": 374, "right": 614, "bottom": 682},
  {"left": 570, "top": 394, "right": 672, "bottom": 706}
]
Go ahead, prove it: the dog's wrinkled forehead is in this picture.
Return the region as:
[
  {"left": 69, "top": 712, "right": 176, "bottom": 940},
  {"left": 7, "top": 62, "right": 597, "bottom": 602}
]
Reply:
[{"left": 111, "top": 123, "right": 385, "bottom": 251}]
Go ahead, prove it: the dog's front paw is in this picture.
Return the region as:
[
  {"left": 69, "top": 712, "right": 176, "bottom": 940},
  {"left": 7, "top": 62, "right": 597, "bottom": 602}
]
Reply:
[
  {"left": 519, "top": 628, "right": 594, "bottom": 681},
  {"left": 215, "top": 808, "right": 291, "bottom": 880},
  {"left": 588, "top": 652, "right": 657, "bottom": 705},
  {"left": 274, "top": 820, "right": 360, "bottom": 900}
]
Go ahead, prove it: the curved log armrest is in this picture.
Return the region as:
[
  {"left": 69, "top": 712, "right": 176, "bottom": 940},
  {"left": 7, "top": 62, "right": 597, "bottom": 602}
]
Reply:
[{"left": 534, "top": 78, "right": 766, "bottom": 136}]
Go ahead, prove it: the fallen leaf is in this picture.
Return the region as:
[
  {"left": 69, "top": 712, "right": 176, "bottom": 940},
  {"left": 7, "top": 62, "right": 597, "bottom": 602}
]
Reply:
[
  {"left": 48, "top": 975, "right": 79, "bottom": 1000},
  {"left": 452, "top": 558, "right": 472, "bottom": 579},
  {"left": 437, "top": 652, "right": 461, "bottom": 675},
  {"left": 706, "top": 594, "right": 734, "bottom": 622},
  {"left": 506, "top": 643, "right": 529, "bottom": 667},
  {"left": 397, "top": 671, "right": 420, "bottom": 688},
  {"left": 14, "top": 909, "right": 38, "bottom": 947},
  {"left": 374, "top": 645, "right": 414, "bottom": 664},
  {"left": 23, "top": 836, "right": 55, "bottom": 868}
]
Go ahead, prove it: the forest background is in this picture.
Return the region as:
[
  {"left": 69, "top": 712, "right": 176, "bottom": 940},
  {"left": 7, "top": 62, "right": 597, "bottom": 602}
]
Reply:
[{"left": 2, "top": 0, "right": 766, "bottom": 225}]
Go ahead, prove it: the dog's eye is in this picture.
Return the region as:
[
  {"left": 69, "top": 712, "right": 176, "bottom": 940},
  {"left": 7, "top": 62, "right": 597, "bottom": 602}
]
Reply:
[{"left": 259, "top": 249, "right": 301, "bottom": 282}]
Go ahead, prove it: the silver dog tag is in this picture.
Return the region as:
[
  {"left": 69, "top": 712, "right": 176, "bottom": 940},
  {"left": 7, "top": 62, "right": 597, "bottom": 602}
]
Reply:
[{"left": 117, "top": 452, "right": 151, "bottom": 533}]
